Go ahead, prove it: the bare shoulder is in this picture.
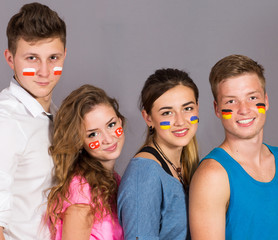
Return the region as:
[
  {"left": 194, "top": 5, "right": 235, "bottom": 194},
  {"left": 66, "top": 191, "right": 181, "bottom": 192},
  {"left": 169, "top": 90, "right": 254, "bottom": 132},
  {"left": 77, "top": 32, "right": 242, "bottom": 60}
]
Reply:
[
  {"left": 192, "top": 158, "right": 228, "bottom": 182},
  {"left": 190, "top": 158, "right": 230, "bottom": 202}
]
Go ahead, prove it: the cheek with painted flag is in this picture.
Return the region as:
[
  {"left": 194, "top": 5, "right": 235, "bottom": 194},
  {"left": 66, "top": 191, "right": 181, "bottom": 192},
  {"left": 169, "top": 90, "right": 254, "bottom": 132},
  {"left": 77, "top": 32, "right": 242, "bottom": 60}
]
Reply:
[
  {"left": 23, "top": 68, "right": 36, "bottom": 76},
  {"left": 89, "top": 140, "right": 100, "bottom": 150},
  {"left": 53, "top": 67, "right": 63, "bottom": 75},
  {"left": 160, "top": 121, "right": 171, "bottom": 130},
  {"left": 256, "top": 103, "right": 266, "bottom": 114},
  {"left": 190, "top": 116, "right": 199, "bottom": 124},
  {"left": 115, "top": 127, "right": 123, "bottom": 137},
  {"left": 222, "top": 109, "right": 232, "bottom": 119}
]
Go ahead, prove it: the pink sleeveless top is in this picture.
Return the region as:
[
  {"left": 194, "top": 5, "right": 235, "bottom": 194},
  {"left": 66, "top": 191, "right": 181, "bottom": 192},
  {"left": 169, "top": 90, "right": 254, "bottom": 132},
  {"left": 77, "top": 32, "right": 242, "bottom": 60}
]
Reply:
[{"left": 54, "top": 174, "right": 124, "bottom": 240}]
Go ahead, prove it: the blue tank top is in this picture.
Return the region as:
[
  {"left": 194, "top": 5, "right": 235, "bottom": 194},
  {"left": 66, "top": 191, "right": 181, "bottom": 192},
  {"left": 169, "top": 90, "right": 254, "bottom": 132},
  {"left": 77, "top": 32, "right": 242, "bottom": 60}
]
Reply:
[{"left": 202, "top": 143, "right": 278, "bottom": 240}]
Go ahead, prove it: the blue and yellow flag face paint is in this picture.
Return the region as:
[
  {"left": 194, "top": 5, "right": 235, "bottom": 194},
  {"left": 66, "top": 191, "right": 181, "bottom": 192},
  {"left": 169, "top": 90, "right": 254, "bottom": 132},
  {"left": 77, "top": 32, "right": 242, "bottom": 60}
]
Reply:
[
  {"left": 160, "top": 121, "right": 171, "bottom": 130},
  {"left": 256, "top": 103, "right": 265, "bottom": 114},
  {"left": 222, "top": 109, "right": 232, "bottom": 119},
  {"left": 190, "top": 116, "right": 199, "bottom": 124}
]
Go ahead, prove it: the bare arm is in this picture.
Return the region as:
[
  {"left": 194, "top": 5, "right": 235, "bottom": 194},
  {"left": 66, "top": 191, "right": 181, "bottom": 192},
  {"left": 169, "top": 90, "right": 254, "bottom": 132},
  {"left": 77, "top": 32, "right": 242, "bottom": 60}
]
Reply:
[
  {"left": 0, "top": 227, "right": 5, "bottom": 240},
  {"left": 61, "top": 204, "right": 93, "bottom": 240},
  {"left": 189, "top": 159, "right": 230, "bottom": 240}
]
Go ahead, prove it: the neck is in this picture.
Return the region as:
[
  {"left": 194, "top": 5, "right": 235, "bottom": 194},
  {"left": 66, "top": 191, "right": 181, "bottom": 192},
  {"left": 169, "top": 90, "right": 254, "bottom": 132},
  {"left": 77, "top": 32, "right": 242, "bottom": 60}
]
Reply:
[
  {"left": 152, "top": 137, "right": 183, "bottom": 167},
  {"left": 37, "top": 97, "right": 51, "bottom": 112},
  {"left": 220, "top": 130, "right": 265, "bottom": 164},
  {"left": 101, "top": 159, "right": 116, "bottom": 172}
]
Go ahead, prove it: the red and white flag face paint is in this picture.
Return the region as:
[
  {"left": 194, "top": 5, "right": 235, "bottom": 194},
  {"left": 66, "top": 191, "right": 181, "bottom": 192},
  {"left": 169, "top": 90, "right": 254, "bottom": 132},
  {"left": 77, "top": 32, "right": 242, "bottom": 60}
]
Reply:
[
  {"left": 23, "top": 68, "right": 36, "bottom": 76},
  {"left": 115, "top": 127, "right": 123, "bottom": 137},
  {"left": 89, "top": 140, "right": 100, "bottom": 150},
  {"left": 53, "top": 67, "right": 63, "bottom": 75}
]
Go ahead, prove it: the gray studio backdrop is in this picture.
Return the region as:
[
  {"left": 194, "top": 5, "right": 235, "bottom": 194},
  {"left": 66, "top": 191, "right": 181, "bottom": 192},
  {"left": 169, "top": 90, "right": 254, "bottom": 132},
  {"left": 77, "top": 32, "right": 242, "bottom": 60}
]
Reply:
[{"left": 1, "top": 0, "right": 277, "bottom": 175}]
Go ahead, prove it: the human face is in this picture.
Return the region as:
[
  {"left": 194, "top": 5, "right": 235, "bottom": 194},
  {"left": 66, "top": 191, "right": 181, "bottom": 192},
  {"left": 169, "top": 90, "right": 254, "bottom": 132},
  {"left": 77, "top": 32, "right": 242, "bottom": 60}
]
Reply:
[
  {"left": 214, "top": 73, "right": 269, "bottom": 140},
  {"left": 83, "top": 104, "right": 125, "bottom": 169},
  {"left": 145, "top": 85, "right": 199, "bottom": 150},
  {"left": 4, "top": 37, "right": 66, "bottom": 110}
]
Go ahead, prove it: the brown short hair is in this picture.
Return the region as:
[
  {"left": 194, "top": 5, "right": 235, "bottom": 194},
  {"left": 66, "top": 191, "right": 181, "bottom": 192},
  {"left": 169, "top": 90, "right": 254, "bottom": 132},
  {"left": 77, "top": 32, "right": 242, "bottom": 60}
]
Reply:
[
  {"left": 6, "top": 2, "right": 66, "bottom": 55},
  {"left": 209, "top": 54, "right": 265, "bottom": 101}
]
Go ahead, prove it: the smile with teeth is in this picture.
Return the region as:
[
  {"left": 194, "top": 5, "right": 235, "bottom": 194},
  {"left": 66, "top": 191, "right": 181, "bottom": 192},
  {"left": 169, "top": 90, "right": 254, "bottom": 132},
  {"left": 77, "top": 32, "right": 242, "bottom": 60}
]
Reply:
[
  {"left": 173, "top": 129, "right": 188, "bottom": 134},
  {"left": 237, "top": 118, "right": 254, "bottom": 124}
]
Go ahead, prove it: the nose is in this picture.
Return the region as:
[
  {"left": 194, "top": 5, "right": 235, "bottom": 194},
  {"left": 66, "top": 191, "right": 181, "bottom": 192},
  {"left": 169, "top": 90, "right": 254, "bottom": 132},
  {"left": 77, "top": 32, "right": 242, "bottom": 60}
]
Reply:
[
  {"left": 36, "top": 61, "right": 50, "bottom": 78},
  {"left": 101, "top": 130, "right": 114, "bottom": 145},
  {"left": 173, "top": 112, "right": 185, "bottom": 126},
  {"left": 238, "top": 101, "right": 250, "bottom": 115}
]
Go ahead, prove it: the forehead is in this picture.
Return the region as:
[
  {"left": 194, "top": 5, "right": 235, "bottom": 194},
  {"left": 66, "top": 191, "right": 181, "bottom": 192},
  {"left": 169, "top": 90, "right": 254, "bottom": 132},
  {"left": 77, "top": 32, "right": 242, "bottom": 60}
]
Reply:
[
  {"left": 217, "top": 73, "right": 264, "bottom": 99},
  {"left": 152, "top": 85, "right": 196, "bottom": 109},
  {"left": 14, "top": 37, "right": 65, "bottom": 56},
  {"left": 83, "top": 104, "right": 116, "bottom": 127}
]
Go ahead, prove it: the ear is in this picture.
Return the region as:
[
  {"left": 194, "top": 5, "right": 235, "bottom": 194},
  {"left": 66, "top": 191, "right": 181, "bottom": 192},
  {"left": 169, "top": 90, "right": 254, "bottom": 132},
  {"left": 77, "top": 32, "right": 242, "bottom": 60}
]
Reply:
[
  {"left": 64, "top": 47, "right": 67, "bottom": 58},
  {"left": 141, "top": 109, "right": 153, "bottom": 127},
  {"left": 214, "top": 100, "right": 221, "bottom": 119},
  {"left": 265, "top": 92, "right": 269, "bottom": 112},
  {"left": 4, "top": 49, "right": 15, "bottom": 70}
]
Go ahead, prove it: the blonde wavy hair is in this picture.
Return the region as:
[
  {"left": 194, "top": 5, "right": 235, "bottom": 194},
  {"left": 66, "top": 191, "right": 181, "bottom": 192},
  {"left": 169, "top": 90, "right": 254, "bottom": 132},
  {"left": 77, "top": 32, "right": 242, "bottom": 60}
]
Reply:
[
  {"left": 140, "top": 68, "right": 199, "bottom": 188},
  {"left": 46, "top": 84, "right": 125, "bottom": 238}
]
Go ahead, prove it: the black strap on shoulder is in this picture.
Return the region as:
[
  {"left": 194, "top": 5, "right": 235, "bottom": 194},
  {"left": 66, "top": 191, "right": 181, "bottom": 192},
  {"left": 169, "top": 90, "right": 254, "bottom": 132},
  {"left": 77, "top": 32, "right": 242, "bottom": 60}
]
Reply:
[{"left": 138, "top": 146, "right": 173, "bottom": 177}]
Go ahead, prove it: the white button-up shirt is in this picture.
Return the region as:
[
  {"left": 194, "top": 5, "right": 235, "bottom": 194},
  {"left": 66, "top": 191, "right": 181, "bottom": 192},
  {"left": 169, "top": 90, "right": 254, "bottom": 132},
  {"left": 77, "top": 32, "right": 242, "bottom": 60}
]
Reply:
[{"left": 0, "top": 79, "right": 56, "bottom": 240}]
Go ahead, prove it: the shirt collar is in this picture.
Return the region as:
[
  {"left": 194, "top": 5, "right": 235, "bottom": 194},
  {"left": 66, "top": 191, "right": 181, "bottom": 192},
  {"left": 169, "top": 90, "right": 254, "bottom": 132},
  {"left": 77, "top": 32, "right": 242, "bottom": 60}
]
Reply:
[{"left": 9, "top": 78, "right": 57, "bottom": 118}]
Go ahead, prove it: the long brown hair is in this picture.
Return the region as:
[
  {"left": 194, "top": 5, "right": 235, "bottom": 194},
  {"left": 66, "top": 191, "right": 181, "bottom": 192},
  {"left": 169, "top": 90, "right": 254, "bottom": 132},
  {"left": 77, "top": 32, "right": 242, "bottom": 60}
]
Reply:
[
  {"left": 46, "top": 84, "right": 125, "bottom": 238},
  {"left": 140, "top": 68, "right": 199, "bottom": 187}
]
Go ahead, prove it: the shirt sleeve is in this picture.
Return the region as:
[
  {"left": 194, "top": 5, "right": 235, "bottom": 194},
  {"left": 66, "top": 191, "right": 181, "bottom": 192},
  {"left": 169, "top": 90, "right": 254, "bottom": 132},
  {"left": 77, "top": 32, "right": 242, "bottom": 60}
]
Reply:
[
  {"left": 0, "top": 117, "right": 26, "bottom": 228},
  {"left": 62, "top": 176, "right": 92, "bottom": 212},
  {"left": 117, "top": 159, "right": 162, "bottom": 240}
]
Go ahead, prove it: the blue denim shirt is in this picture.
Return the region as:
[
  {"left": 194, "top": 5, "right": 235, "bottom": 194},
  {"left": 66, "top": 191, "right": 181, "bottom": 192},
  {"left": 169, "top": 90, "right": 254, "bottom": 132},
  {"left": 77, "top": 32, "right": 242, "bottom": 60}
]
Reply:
[{"left": 117, "top": 157, "right": 187, "bottom": 240}]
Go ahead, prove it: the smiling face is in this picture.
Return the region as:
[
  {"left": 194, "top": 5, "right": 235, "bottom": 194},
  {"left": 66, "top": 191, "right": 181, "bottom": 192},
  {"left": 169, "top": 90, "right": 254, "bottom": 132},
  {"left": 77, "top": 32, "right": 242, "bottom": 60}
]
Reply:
[
  {"left": 144, "top": 84, "right": 199, "bottom": 150},
  {"left": 4, "top": 37, "right": 66, "bottom": 110},
  {"left": 214, "top": 73, "right": 269, "bottom": 141},
  {"left": 83, "top": 104, "right": 125, "bottom": 169}
]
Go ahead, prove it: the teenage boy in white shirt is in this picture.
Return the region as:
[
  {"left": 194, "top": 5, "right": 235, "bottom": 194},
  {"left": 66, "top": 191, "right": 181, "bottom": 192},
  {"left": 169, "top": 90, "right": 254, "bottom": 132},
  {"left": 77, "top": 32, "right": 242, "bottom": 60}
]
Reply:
[{"left": 0, "top": 2, "right": 67, "bottom": 239}]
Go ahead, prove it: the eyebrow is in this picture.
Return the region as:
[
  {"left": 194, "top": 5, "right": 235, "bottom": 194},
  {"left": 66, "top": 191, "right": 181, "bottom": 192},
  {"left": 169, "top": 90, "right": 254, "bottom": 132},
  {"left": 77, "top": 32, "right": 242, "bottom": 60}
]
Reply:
[
  {"left": 222, "top": 90, "right": 261, "bottom": 99},
  {"left": 23, "top": 52, "right": 64, "bottom": 57},
  {"left": 158, "top": 101, "right": 195, "bottom": 111},
  {"left": 86, "top": 117, "right": 116, "bottom": 132}
]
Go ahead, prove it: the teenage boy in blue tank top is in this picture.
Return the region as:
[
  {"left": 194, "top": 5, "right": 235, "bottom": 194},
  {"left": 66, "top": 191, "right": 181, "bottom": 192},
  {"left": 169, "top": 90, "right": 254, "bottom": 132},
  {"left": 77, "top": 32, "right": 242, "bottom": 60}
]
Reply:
[{"left": 189, "top": 54, "right": 278, "bottom": 240}]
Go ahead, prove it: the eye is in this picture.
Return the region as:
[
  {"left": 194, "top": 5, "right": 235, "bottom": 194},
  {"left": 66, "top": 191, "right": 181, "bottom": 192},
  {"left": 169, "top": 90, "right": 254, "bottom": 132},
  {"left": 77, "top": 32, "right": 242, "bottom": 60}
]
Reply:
[
  {"left": 88, "top": 132, "right": 98, "bottom": 138},
  {"left": 184, "top": 106, "right": 193, "bottom": 111},
  {"left": 108, "top": 122, "right": 116, "bottom": 128},
  {"left": 50, "top": 55, "right": 58, "bottom": 60},
  {"left": 27, "top": 56, "right": 37, "bottom": 61},
  {"left": 162, "top": 111, "right": 172, "bottom": 116},
  {"left": 250, "top": 96, "right": 257, "bottom": 100},
  {"left": 226, "top": 99, "right": 235, "bottom": 104}
]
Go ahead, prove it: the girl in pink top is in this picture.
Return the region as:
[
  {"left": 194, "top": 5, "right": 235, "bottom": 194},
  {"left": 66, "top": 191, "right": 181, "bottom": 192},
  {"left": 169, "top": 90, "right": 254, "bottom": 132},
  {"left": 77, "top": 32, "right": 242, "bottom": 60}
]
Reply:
[{"left": 46, "top": 84, "right": 125, "bottom": 240}]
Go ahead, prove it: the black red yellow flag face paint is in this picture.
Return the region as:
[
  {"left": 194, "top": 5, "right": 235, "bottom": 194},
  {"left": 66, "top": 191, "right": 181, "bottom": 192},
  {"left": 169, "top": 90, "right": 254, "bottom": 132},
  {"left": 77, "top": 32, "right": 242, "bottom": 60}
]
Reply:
[
  {"left": 222, "top": 109, "right": 232, "bottom": 119},
  {"left": 256, "top": 103, "right": 265, "bottom": 114}
]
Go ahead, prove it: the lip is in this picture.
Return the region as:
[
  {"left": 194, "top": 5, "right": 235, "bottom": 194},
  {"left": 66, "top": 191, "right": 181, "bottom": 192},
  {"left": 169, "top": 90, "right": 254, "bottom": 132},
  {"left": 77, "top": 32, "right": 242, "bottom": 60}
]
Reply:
[
  {"left": 36, "top": 81, "right": 50, "bottom": 86},
  {"left": 104, "top": 143, "right": 118, "bottom": 152},
  {"left": 172, "top": 128, "right": 189, "bottom": 137},
  {"left": 236, "top": 118, "right": 255, "bottom": 127}
]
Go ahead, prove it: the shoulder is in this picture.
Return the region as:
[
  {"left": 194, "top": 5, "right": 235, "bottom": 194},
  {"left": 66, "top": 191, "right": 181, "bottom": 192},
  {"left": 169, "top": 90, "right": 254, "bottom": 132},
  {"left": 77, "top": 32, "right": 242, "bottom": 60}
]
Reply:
[
  {"left": 265, "top": 143, "right": 278, "bottom": 155},
  {"left": 0, "top": 91, "right": 21, "bottom": 117},
  {"left": 119, "top": 157, "right": 164, "bottom": 195},
  {"left": 68, "top": 176, "right": 91, "bottom": 204},
  {"left": 122, "top": 157, "right": 163, "bottom": 180},
  {"left": 194, "top": 158, "right": 229, "bottom": 181},
  {"left": 190, "top": 158, "right": 230, "bottom": 198}
]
